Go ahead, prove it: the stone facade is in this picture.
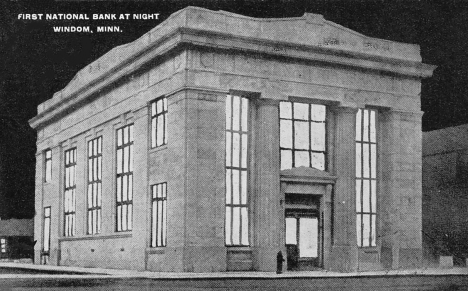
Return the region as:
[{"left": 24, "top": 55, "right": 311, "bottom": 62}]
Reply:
[{"left": 29, "top": 7, "right": 435, "bottom": 272}]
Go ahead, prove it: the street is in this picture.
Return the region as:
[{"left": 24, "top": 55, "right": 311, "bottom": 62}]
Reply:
[{"left": 1, "top": 275, "right": 468, "bottom": 291}]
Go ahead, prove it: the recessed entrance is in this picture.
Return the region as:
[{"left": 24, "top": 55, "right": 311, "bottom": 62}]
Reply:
[{"left": 285, "top": 194, "right": 322, "bottom": 270}]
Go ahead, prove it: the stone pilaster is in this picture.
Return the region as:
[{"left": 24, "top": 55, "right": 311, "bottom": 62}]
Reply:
[
  {"left": 183, "top": 90, "right": 227, "bottom": 272},
  {"left": 252, "top": 98, "right": 282, "bottom": 271},
  {"left": 130, "top": 105, "right": 150, "bottom": 271},
  {"left": 380, "top": 109, "right": 423, "bottom": 269},
  {"left": 329, "top": 106, "right": 359, "bottom": 272}
]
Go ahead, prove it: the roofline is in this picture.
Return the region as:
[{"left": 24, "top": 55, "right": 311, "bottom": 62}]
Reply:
[{"left": 29, "top": 7, "right": 436, "bottom": 130}]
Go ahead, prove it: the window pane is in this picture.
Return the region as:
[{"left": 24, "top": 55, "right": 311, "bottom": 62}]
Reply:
[
  {"left": 299, "top": 218, "right": 318, "bottom": 258},
  {"left": 128, "top": 175, "right": 133, "bottom": 201},
  {"left": 295, "top": 151, "right": 309, "bottom": 168},
  {"left": 122, "top": 204, "right": 127, "bottom": 231},
  {"left": 225, "top": 207, "right": 231, "bottom": 245},
  {"left": 225, "top": 169, "right": 231, "bottom": 204},
  {"left": 122, "top": 175, "right": 128, "bottom": 201},
  {"left": 232, "top": 133, "right": 240, "bottom": 168},
  {"left": 151, "top": 118, "right": 156, "bottom": 148},
  {"left": 363, "top": 180, "right": 370, "bottom": 213},
  {"left": 356, "top": 214, "right": 362, "bottom": 247},
  {"left": 241, "top": 207, "right": 249, "bottom": 245},
  {"left": 157, "top": 99, "right": 162, "bottom": 113},
  {"left": 285, "top": 218, "right": 297, "bottom": 245},
  {"left": 225, "top": 132, "right": 232, "bottom": 167},
  {"left": 157, "top": 201, "right": 163, "bottom": 246},
  {"left": 371, "top": 144, "right": 377, "bottom": 179},
  {"left": 280, "top": 120, "right": 292, "bottom": 148},
  {"left": 232, "top": 96, "right": 240, "bottom": 131},
  {"left": 162, "top": 201, "right": 167, "bottom": 246},
  {"left": 152, "top": 201, "right": 157, "bottom": 247},
  {"left": 241, "top": 98, "right": 248, "bottom": 132},
  {"left": 370, "top": 110, "right": 376, "bottom": 143},
  {"left": 371, "top": 214, "right": 376, "bottom": 246},
  {"left": 294, "top": 103, "right": 308, "bottom": 120},
  {"left": 232, "top": 170, "right": 240, "bottom": 204},
  {"left": 294, "top": 121, "right": 309, "bottom": 150},
  {"left": 310, "top": 122, "right": 325, "bottom": 151},
  {"left": 280, "top": 102, "right": 292, "bottom": 119},
  {"left": 241, "top": 134, "right": 248, "bottom": 168},
  {"left": 363, "top": 110, "right": 369, "bottom": 142},
  {"left": 356, "top": 179, "right": 362, "bottom": 212},
  {"left": 371, "top": 180, "right": 377, "bottom": 213},
  {"left": 157, "top": 115, "right": 164, "bottom": 146},
  {"left": 356, "top": 109, "right": 362, "bottom": 141},
  {"left": 363, "top": 214, "right": 370, "bottom": 247},
  {"left": 117, "top": 149, "right": 122, "bottom": 174},
  {"left": 311, "top": 152, "right": 325, "bottom": 170},
  {"left": 356, "top": 143, "right": 362, "bottom": 178},
  {"left": 311, "top": 104, "right": 326, "bottom": 122},
  {"left": 240, "top": 171, "right": 247, "bottom": 204},
  {"left": 363, "top": 143, "right": 369, "bottom": 178},
  {"left": 232, "top": 207, "right": 240, "bottom": 245},
  {"left": 281, "top": 150, "right": 292, "bottom": 170},
  {"left": 226, "top": 95, "right": 232, "bottom": 130}
]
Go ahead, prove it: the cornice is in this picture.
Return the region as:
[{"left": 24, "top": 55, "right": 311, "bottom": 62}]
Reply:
[{"left": 29, "top": 7, "right": 436, "bottom": 130}]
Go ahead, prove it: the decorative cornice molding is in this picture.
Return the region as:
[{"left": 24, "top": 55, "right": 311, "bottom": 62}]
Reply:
[{"left": 29, "top": 7, "right": 435, "bottom": 130}]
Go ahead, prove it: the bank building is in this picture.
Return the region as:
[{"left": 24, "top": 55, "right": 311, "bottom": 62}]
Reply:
[{"left": 29, "top": 7, "right": 435, "bottom": 272}]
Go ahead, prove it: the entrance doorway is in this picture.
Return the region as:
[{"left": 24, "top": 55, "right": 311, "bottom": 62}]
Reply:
[{"left": 285, "top": 195, "right": 322, "bottom": 270}]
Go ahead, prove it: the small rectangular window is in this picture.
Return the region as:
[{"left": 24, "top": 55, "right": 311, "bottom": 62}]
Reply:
[
  {"left": 150, "top": 183, "right": 167, "bottom": 247},
  {"left": 64, "top": 148, "right": 76, "bottom": 237},
  {"left": 87, "top": 137, "right": 102, "bottom": 235},
  {"left": 116, "top": 125, "right": 133, "bottom": 232},
  {"left": 279, "top": 101, "right": 327, "bottom": 171},
  {"left": 356, "top": 108, "right": 378, "bottom": 247},
  {"left": 44, "top": 149, "right": 52, "bottom": 182},
  {"left": 151, "top": 97, "right": 168, "bottom": 148}
]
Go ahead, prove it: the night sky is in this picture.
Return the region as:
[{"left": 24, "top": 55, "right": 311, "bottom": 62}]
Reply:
[{"left": 0, "top": 0, "right": 467, "bottom": 219}]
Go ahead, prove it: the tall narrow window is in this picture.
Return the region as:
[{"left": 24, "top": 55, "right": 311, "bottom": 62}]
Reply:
[
  {"left": 41, "top": 206, "right": 51, "bottom": 264},
  {"left": 44, "top": 149, "right": 52, "bottom": 182},
  {"left": 280, "top": 102, "right": 327, "bottom": 171},
  {"left": 356, "top": 108, "right": 377, "bottom": 247},
  {"left": 225, "top": 94, "right": 249, "bottom": 246},
  {"left": 151, "top": 183, "right": 167, "bottom": 247},
  {"left": 87, "top": 137, "right": 102, "bottom": 235},
  {"left": 64, "top": 148, "right": 76, "bottom": 237},
  {"left": 116, "top": 125, "right": 133, "bottom": 232},
  {"left": 151, "top": 97, "right": 168, "bottom": 148}
]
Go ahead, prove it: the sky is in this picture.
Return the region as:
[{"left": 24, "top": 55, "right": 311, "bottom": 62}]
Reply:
[{"left": 0, "top": 0, "right": 467, "bottom": 219}]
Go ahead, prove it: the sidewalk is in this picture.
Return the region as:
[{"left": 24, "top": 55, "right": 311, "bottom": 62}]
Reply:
[{"left": 0, "top": 262, "right": 468, "bottom": 279}]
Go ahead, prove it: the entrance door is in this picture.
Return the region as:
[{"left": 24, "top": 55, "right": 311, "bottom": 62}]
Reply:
[{"left": 285, "top": 214, "right": 320, "bottom": 270}]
